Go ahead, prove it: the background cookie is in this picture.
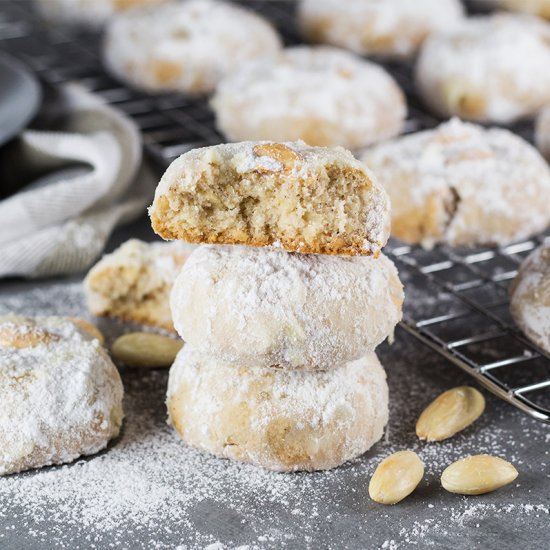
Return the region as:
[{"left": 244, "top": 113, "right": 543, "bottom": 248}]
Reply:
[
  {"left": 363, "top": 118, "right": 550, "bottom": 248},
  {"left": 35, "top": 0, "right": 169, "bottom": 27},
  {"left": 535, "top": 106, "right": 550, "bottom": 161},
  {"left": 103, "top": 0, "right": 281, "bottom": 94},
  {"left": 212, "top": 46, "right": 406, "bottom": 149},
  {"left": 299, "top": 0, "right": 464, "bottom": 59},
  {"left": 510, "top": 242, "right": 550, "bottom": 354},
  {"left": 170, "top": 245, "right": 403, "bottom": 371},
  {"left": 167, "top": 348, "right": 389, "bottom": 472},
  {"left": 415, "top": 14, "right": 550, "bottom": 123},
  {"left": 490, "top": 0, "right": 550, "bottom": 19},
  {"left": 84, "top": 239, "right": 194, "bottom": 332},
  {"left": 150, "top": 140, "right": 391, "bottom": 257},
  {"left": 0, "top": 315, "right": 123, "bottom": 476}
]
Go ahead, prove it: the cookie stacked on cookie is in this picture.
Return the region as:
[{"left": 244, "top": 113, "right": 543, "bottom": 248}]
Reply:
[{"left": 149, "top": 141, "right": 403, "bottom": 472}]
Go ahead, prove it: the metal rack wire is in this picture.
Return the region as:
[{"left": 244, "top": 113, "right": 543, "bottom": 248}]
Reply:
[{"left": 1, "top": 0, "right": 549, "bottom": 423}]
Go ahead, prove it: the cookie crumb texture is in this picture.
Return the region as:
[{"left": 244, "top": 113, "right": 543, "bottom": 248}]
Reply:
[
  {"left": 84, "top": 239, "right": 193, "bottom": 332},
  {"left": 364, "top": 119, "right": 550, "bottom": 248},
  {"left": 0, "top": 315, "right": 124, "bottom": 476},
  {"left": 171, "top": 245, "right": 403, "bottom": 370},
  {"left": 150, "top": 141, "right": 390, "bottom": 256},
  {"left": 167, "top": 348, "right": 389, "bottom": 472}
]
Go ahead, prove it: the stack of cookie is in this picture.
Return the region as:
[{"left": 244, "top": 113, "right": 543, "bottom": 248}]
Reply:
[{"left": 149, "top": 141, "right": 404, "bottom": 472}]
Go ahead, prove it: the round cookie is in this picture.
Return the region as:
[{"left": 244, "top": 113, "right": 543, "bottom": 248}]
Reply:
[
  {"left": 490, "top": 0, "right": 550, "bottom": 20},
  {"left": 0, "top": 315, "right": 124, "bottom": 476},
  {"left": 170, "top": 245, "right": 403, "bottom": 371},
  {"left": 103, "top": 0, "right": 282, "bottom": 94},
  {"left": 415, "top": 14, "right": 550, "bottom": 123},
  {"left": 84, "top": 239, "right": 195, "bottom": 332},
  {"left": 35, "top": 0, "right": 169, "bottom": 27},
  {"left": 298, "top": 0, "right": 464, "bottom": 60},
  {"left": 167, "top": 347, "right": 389, "bottom": 472},
  {"left": 212, "top": 46, "right": 406, "bottom": 149},
  {"left": 150, "top": 140, "right": 391, "bottom": 257},
  {"left": 535, "top": 106, "right": 550, "bottom": 161},
  {"left": 510, "top": 242, "right": 550, "bottom": 353},
  {"left": 362, "top": 118, "right": 550, "bottom": 248}
]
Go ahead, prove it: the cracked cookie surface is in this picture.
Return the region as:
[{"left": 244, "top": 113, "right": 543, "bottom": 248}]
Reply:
[{"left": 363, "top": 118, "right": 550, "bottom": 248}]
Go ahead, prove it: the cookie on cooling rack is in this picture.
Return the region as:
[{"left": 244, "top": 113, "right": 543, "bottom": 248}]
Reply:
[
  {"left": 150, "top": 140, "right": 391, "bottom": 256},
  {"left": 536, "top": 106, "right": 550, "bottom": 161},
  {"left": 103, "top": 0, "right": 282, "bottom": 94},
  {"left": 84, "top": 239, "right": 194, "bottom": 332},
  {"left": 490, "top": 0, "right": 550, "bottom": 19},
  {"left": 298, "top": 0, "right": 464, "bottom": 59},
  {"left": 415, "top": 14, "right": 550, "bottom": 123},
  {"left": 167, "top": 347, "right": 388, "bottom": 472},
  {"left": 170, "top": 245, "right": 403, "bottom": 371},
  {"left": 0, "top": 315, "right": 123, "bottom": 476},
  {"left": 35, "top": 0, "right": 169, "bottom": 27},
  {"left": 212, "top": 46, "right": 406, "bottom": 149},
  {"left": 510, "top": 242, "right": 550, "bottom": 354},
  {"left": 362, "top": 118, "right": 550, "bottom": 248}
]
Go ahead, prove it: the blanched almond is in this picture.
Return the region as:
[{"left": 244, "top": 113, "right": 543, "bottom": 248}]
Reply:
[
  {"left": 441, "top": 454, "right": 518, "bottom": 495},
  {"left": 369, "top": 451, "right": 425, "bottom": 505},
  {"left": 416, "top": 386, "right": 485, "bottom": 442},
  {"left": 112, "top": 332, "right": 183, "bottom": 368}
]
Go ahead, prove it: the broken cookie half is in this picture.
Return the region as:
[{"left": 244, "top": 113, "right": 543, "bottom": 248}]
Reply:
[{"left": 149, "top": 140, "right": 390, "bottom": 257}]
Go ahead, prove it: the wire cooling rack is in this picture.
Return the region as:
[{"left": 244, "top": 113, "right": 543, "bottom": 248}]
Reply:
[{"left": 1, "top": 0, "right": 549, "bottom": 423}]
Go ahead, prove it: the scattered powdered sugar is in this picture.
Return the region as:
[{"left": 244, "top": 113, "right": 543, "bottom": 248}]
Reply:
[{"left": 0, "top": 273, "right": 548, "bottom": 548}]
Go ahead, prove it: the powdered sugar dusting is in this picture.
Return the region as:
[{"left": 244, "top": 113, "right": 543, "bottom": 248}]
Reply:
[
  {"left": 0, "top": 314, "right": 123, "bottom": 475},
  {"left": 171, "top": 245, "right": 403, "bottom": 370}
]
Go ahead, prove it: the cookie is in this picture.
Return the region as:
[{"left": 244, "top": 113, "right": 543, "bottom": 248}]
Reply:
[
  {"left": 167, "top": 347, "right": 388, "bottom": 472},
  {"left": 84, "top": 239, "right": 194, "bottom": 332},
  {"left": 510, "top": 242, "right": 550, "bottom": 354},
  {"left": 536, "top": 106, "right": 550, "bottom": 161},
  {"left": 0, "top": 315, "right": 123, "bottom": 476},
  {"left": 415, "top": 14, "right": 550, "bottom": 123},
  {"left": 491, "top": 0, "right": 550, "bottom": 20},
  {"left": 150, "top": 141, "right": 391, "bottom": 256},
  {"left": 298, "top": 0, "right": 464, "bottom": 59},
  {"left": 35, "top": 0, "right": 169, "bottom": 27},
  {"left": 212, "top": 46, "right": 406, "bottom": 149},
  {"left": 103, "top": 0, "right": 281, "bottom": 94},
  {"left": 363, "top": 118, "right": 550, "bottom": 248},
  {"left": 170, "top": 245, "right": 403, "bottom": 371}
]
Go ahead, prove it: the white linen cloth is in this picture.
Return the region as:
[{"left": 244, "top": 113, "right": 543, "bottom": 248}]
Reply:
[{"left": 0, "top": 83, "right": 154, "bottom": 278}]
